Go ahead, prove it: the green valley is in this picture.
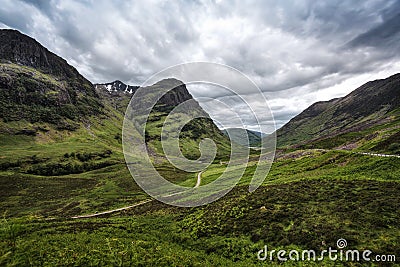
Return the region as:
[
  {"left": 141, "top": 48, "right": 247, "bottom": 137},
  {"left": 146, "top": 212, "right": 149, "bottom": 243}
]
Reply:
[{"left": 0, "top": 29, "right": 399, "bottom": 266}]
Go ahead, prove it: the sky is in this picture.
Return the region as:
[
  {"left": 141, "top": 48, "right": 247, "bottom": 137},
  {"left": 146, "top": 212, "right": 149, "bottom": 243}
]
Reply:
[{"left": 1, "top": 0, "right": 400, "bottom": 131}]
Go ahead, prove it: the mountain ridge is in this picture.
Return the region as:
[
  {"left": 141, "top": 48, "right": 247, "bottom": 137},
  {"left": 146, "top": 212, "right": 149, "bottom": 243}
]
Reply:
[
  {"left": 0, "top": 29, "right": 94, "bottom": 88},
  {"left": 0, "top": 29, "right": 103, "bottom": 129},
  {"left": 276, "top": 73, "right": 400, "bottom": 153},
  {"left": 0, "top": 29, "right": 231, "bottom": 161}
]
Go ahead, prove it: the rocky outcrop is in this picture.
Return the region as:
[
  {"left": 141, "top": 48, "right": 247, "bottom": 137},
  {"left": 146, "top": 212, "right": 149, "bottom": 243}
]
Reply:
[{"left": 0, "top": 29, "right": 103, "bottom": 127}]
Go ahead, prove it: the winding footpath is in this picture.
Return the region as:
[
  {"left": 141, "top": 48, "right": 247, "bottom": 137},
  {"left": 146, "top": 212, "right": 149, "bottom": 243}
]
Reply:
[
  {"left": 356, "top": 151, "right": 400, "bottom": 158},
  {"left": 71, "top": 171, "right": 203, "bottom": 219},
  {"left": 309, "top": 148, "right": 400, "bottom": 158},
  {"left": 70, "top": 199, "right": 153, "bottom": 219},
  {"left": 70, "top": 150, "right": 399, "bottom": 219},
  {"left": 195, "top": 171, "right": 202, "bottom": 188}
]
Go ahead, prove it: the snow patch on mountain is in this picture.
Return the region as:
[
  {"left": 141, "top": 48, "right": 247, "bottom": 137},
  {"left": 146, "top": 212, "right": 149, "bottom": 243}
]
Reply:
[{"left": 95, "top": 80, "right": 139, "bottom": 94}]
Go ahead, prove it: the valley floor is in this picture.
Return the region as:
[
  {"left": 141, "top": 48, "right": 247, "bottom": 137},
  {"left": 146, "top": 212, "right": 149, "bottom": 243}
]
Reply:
[{"left": 1, "top": 149, "right": 400, "bottom": 266}]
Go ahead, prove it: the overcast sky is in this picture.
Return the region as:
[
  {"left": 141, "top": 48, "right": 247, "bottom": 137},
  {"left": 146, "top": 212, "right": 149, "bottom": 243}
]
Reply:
[{"left": 1, "top": 0, "right": 400, "bottom": 131}]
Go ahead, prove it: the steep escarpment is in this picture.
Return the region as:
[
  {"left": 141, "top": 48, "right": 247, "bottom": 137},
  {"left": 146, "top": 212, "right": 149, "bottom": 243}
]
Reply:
[{"left": 0, "top": 29, "right": 103, "bottom": 129}]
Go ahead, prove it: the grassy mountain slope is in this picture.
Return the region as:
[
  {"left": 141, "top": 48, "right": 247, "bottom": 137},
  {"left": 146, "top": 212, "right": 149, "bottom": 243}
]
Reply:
[
  {"left": 0, "top": 30, "right": 231, "bottom": 217},
  {"left": 277, "top": 73, "right": 400, "bottom": 153},
  {"left": 0, "top": 30, "right": 140, "bottom": 217},
  {"left": 136, "top": 78, "right": 231, "bottom": 161}
]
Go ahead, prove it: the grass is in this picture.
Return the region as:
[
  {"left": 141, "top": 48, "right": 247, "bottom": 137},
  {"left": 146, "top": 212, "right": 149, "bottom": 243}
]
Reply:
[
  {"left": 0, "top": 215, "right": 262, "bottom": 266},
  {"left": 198, "top": 149, "right": 400, "bottom": 187},
  {"left": 0, "top": 92, "right": 399, "bottom": 265},
  {"left": 1, "top": 178, "right": 399, "bottom": 266},
  {"left": 0, "top": 95, "right": 152, "bottom": 218},
  {"left": 294, "top": 113, "right": 400, "bottom": 155},
  {"left": 145, "top": 111, "right": 232, "bottom": 161},
  {"left": 1, "top": 145, "right": 399, "bottom": 265}
]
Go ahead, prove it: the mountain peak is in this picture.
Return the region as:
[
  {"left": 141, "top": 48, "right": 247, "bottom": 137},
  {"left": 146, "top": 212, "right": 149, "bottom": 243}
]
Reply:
[
  {"left": 94, "top": 80, "right": 139, "bottom": 94},
  {"left": 153, "top": 78, "right": 184, "bottom": 86},
  {"left": 141, "top": 78, "right": 195, "bottom": 109}
]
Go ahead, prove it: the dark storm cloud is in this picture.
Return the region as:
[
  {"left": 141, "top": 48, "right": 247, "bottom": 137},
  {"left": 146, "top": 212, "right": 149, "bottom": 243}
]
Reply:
[
  {"left": 349, "top": 12, "right": 400, "bottom": 50},
  {"left": 1, "top": 0, "right": 400, "bottom": 130}
]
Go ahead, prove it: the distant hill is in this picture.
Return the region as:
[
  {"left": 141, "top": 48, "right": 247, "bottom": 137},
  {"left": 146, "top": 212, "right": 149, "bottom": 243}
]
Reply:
[
  {"left": 276, "top": 73, "right": 400, "bottom": 154},
  {"left": 222, "top": 128, "right": 264, "bottom": 147},
  {"left": 0, "top": 29, "right": 103, "bottom": 130}
]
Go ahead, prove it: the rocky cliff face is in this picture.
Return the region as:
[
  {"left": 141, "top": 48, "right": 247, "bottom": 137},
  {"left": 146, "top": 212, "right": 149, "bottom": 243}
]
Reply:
[
  {"left": 95, "top": 78, "right": 203, "bottom": 116},
  {"left": 0, "top": 29, "right": 89, "bottom": 83},
  {"left": 0, "top": 29, "right": 103, "bottom": 128},
  {"left": 150, "top": 78, "right": 197, "bottom": 109},
  {"left": 118, "top": 78, "right": 208, "bottom": 117},
  {"left": 126, "top": 78, "right": 230, "bottom": 160}
]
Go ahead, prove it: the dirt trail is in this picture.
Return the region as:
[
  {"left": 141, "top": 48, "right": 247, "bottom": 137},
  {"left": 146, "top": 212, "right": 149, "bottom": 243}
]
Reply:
[
  {"left": 71, "top": 150, "right": 399, "bottom": 220},
  {"left": 195, "top": 171, "right": 202, "bottom": 188},
  {"left": 71, "top": 171, "right": 204, "bottom": 219},
  {"left": 71, "top": 199, "right": 153, "bottom": 219}
]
